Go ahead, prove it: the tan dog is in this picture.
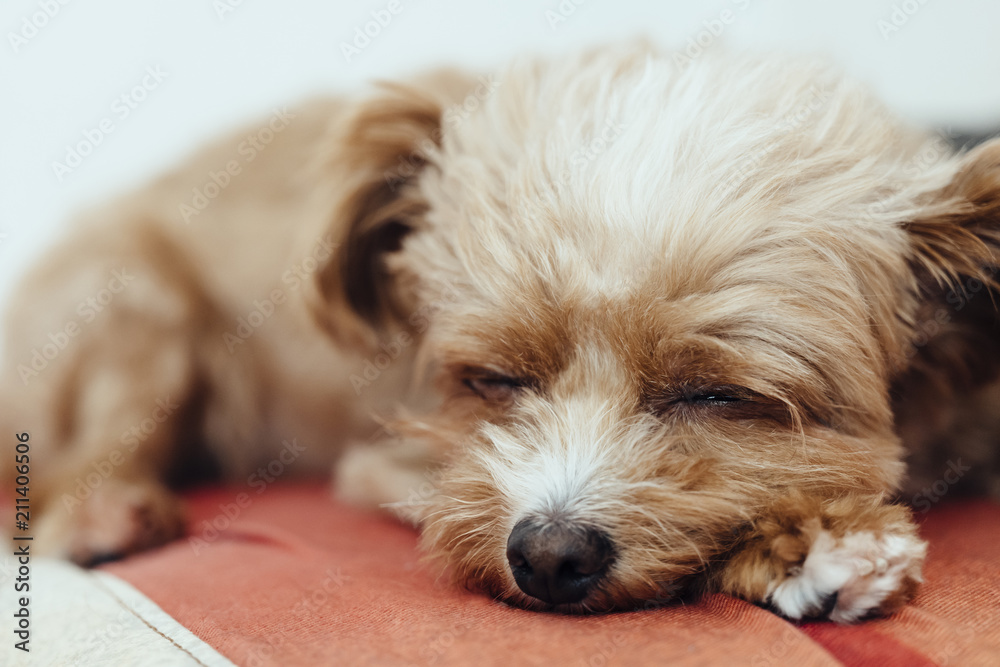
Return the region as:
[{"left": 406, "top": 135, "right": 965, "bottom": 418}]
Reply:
[{"left": 4, "top": 45, "right": 999, "bottom": 623}]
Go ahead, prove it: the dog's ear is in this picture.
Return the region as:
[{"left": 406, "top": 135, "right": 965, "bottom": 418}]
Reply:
[
  {"left": 306, "top": 70, "right": 477, "bottom": 348},
  {"left": 892, "top": 138, "right": 1000, "bottom": 481},
  {"left": 900, "top": 137, "right": 1000, "bottom": 386},
  {"left": 906, "top": 138, "right": 1000, "bottom": 289}
]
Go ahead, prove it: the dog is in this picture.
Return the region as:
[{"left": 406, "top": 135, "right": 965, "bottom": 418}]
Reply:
[{"left": 3, "top": 44, "right": 999, "bottom": 623}]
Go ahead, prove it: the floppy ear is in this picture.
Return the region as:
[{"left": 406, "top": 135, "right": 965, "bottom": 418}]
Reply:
[
  {"left": 906, "top": 138, "right": 1000, "bottom": 289},
  {"left": 900, "top": 137, "right": 1000, "bottom": 388},
  {"left": 306, "top": 70, "right": 477, "bottom": 348},
  {"left": 892, "top": 138, "right": 1000, "bottom": 489}
]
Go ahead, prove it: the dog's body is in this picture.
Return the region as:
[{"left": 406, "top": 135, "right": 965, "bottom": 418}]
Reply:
[{"left": 4, "top": 45, "right": 1000, "bottom": 623}]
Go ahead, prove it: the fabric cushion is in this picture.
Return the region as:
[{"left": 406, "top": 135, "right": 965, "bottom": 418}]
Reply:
[{"left": 100, "top": 485, "right": 1000, "bottom": 666}]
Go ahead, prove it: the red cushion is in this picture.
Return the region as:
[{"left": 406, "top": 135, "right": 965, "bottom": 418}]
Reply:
[{"left": 100, "top": 485, "right": 1000, "bottom": 666}]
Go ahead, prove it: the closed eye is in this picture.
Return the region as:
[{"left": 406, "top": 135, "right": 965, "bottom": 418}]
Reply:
[
  {"left": 462, "top": 374, "right": 528, "bottom": 402},
  {"left": 685, "top": 390, "right": 746, "bottom": 404},
  {"left": 649, "top": 384, "right": 789, "bottom": 421}
]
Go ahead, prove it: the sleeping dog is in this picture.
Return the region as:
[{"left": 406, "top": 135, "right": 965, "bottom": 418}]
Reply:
[{"left": 5, "top": 44, "right": 999, "bottom": 622}]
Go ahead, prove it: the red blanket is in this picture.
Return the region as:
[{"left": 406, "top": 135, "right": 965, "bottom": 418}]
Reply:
[{"left": 101, "top": 486, "right": 1000, "bottom": 666}]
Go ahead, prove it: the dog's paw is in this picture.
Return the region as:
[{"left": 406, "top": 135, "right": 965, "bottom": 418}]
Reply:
[
  {"left": 334, "top": 442, "right": 436, "bottom": 523},
  {"left": 767, "top": 520, "right": 926, "bottom": 623},
  {"left": 35, "top": 479, "right": 186, "bottom": 566}
]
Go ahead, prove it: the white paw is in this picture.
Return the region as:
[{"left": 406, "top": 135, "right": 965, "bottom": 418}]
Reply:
[{"left": 768, "top": 526, "right": 926, "bottom": 623}]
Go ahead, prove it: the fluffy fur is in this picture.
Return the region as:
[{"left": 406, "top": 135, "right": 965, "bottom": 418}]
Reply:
[{"left": 4, "top": 44, "right": 999, "bottom": 622}]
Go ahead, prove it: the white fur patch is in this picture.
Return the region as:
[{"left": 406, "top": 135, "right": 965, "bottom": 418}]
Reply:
[{"left": 768, "top": 529, "right": 926, "bottom": 623}]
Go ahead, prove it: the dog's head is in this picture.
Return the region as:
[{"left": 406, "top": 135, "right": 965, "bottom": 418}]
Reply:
[{"left": 313, "top": 46, "right": 1000, "bottom": 611}]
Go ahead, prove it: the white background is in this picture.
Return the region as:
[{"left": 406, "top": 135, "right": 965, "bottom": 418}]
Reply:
[{"left": 1, "top": 0, "right": 999, "bottom": 322}]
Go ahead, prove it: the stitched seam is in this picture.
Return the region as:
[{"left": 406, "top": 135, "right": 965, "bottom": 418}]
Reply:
[{"left": 90, "top": 572, "right": 213, "bottom": 667}]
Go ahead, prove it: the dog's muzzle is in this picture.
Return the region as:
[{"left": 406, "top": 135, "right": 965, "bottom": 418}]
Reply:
[{"left": 505, "top": 519, "right": 614, "bottom": 605}]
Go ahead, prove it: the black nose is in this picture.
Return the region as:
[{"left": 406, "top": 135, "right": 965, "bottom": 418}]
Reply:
[{"left": 506, "top": 519, "right": 614, "bottom": 605}]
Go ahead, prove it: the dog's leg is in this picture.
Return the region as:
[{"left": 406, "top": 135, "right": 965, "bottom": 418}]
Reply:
[
  {"left": 4, "top": 228, "right": 218, "bottom": 565},
  {"left": 334, "top": 436, "right": 441, "bottom": 525},
  {"left": 715, "top": 494, "right": 926, "bottom": 623},
  {"left": 30, "top": 336, "right": 194, "bottom": 565}
]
